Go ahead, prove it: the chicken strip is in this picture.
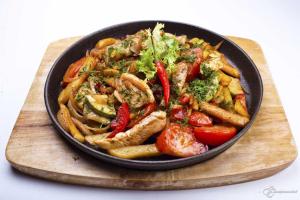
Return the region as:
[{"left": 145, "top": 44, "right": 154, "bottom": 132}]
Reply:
[
  {"left": 172, "top": 62, "right": 188, "bottom": 93},
  {"left": 114, "top": 73, "right": 155, "bottom": 108},
  {"left": 95, "top": 111, "right": 167, "bottom": 149}
]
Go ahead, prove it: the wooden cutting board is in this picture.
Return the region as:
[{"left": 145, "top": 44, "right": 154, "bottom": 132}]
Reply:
[{"left": 5, "top": 36, "right": 297, "bottom": 190}]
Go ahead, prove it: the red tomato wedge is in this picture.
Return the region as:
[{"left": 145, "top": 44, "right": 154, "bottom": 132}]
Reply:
[
  {"left": 186, "top": 48, "right": 202, "bottom": 82},
  {"left": 178, "top": 94, "right": 190, "bottom": 105},
  {"left": 170, "top": 107, "right": 187, "bottom": 122},
  {"left": 156, "top": 124, "right": 208, "bottom": 157},
  {"left": 63, "top": 57, "right": 87, "bottom": 84},
  {"left": 193, "top": 126, "right": 237, "bottom": 147},
  {"left": 188, "top": 112, "right": 212, "bottom": 127}
]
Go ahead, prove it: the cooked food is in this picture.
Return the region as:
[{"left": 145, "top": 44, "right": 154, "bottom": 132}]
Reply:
[{"left": 57, "top": 23, "right": 250, "bottom": 159}]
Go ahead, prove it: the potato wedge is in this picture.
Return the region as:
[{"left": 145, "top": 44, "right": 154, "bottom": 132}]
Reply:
[
  {"left": 108, "top": 144, "right": 161, "bottom": 159},
  {"left": 199, "top": 101, "right": 249, "bottom": 127},
  {"left": 212, "top": 85, "right": 224, "bottom": 104},
  {"left": 228, "top": 78, "right": 244, "bottom": 96},
  {"left": 58, "top": 104, "right": 85, "bottom": 142},
  {"left": 222, "top": 87, "right": 234, "bottom": 111},
  {"left": 220, "top": 56, "right": 240, "bottom": 78},
  {"left": 234, "top": 94, "right": 249, "bottom": 118},
  {"left": 96, "top": 38, "right": 118, "bottom": 49},
  {"left": 217, "top": 70, "right": 232, "bottom": 86},
  {"left": 85, "top": 133, "right": 110, "bottom": 146}
]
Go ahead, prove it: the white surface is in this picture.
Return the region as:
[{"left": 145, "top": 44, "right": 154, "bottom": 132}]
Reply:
[{"left": 1, "top": 0, "right": 300, "bottom": 199}]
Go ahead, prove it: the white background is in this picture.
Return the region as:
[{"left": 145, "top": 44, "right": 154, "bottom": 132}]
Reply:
[{"left": 1, "top": 0, "right": 300, "bottom": 199}]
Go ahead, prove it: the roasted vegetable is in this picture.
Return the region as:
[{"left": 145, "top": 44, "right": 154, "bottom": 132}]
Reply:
[
  {"left": 108, "top": 144, "right": 161, "bottom": 159},
  {"left": 199, "top": 101, "right": 249, "bottom": 127},
  {"left": 194, "top": 125, "right": 237, "bottom": 146},
  {"left": 234, "top": 94, "right": 249, "bottom": 118},
  {"left": 57, "top": 104, "right": 85, "bottom": 142},
  {"left": 156, "top": 123, "right": 208, "bottom": 157},
  {"left": 228, "top": 78, "right": 244, "bottom": 96},
  {"left": 85, "top": 95, "right": 116, "bottom": 118}
]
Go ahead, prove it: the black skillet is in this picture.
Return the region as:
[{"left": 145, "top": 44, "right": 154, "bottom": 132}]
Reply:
[{"left": 44, "top": 21, "right": 263, "bottom": 170}]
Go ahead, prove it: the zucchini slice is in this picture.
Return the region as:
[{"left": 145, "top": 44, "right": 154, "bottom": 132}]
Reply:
[{"left": 85, "top": 95, "right": 116, "bottom": 118}]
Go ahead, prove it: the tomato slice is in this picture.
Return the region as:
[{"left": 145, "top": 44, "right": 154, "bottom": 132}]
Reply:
[
  {"left": 170, "top": 107, "right": 187, "bottom": 122},
  {"left": 186, "top": 48, "right": 203, "bottom": 82},
  {"left": 178, "top": 94, "right": 190, "bottom": 105},
  {"left": 193, "top": 126, "right": 237, "bottom": 147},
  {"left": 63, "top": 57, "right": 87, "bottom": 84},
  {"left": 188, "top": 112, "right": 212, "bottom": 127},
  {"left": 156, "top": 124, "right": 208, "bottom": 157}
]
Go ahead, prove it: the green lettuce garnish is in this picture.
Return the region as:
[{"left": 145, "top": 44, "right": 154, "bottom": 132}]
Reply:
[
  {"left": 136, "top": 29, "right": 156, "bottom": 80},
  {"left": 136, "top": 23, "right": 180, "bottom": 79}
]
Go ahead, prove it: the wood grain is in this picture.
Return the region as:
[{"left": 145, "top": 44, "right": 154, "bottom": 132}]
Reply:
[{"left": 5, "top": 36, "right": 297, "bottom": 190}]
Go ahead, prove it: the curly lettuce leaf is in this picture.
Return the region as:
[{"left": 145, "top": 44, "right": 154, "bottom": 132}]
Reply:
[
  {"left": 136, "top": 29, "right": 156, "bottom": 80},
  {"left": 152, "top": 23, "right": 179, "bottom": 74},
  {"left": 136, "top": 23, "right": 180, "bottom": 79}
]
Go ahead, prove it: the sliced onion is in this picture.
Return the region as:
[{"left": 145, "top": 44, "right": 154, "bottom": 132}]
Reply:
[
  {"left": 67, "top": 100, "right": 86, "bottom": 123},
  {"left": 71, "top": 117, "right": 110, "bottom": 135},
  {"left": 71, "top": 117, "right": 93, "bottom": 136}
]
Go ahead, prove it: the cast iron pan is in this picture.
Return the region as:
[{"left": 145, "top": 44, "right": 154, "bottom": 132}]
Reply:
[{"left": 44, "top": 21, "right": 263, "bottom": 170}]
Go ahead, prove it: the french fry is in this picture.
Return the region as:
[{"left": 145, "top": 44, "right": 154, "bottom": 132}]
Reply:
[
  {"left": 108, "top": 144, "right": 161, "bottom": 159},
  {"left": 199, "top": 101, "right": 249, "bottom": 127},
  {"left": 221, "top": 63, "right": 240, "bottom": 78},
  {"left": 220, "top": 56, "right": 240, "bottom": 78}
]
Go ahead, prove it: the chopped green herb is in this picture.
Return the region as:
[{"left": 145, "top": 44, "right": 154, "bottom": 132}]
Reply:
[
  {"left": 177, "top": 54, "right": 196, "bottom": 63},
  {"left": 188, "top": 71, "right": 219, "bottom": 102}
]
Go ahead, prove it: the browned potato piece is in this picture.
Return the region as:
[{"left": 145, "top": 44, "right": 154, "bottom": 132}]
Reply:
[
  {"left": 235, "top": 100, "right": 249, "bottom": 118},
  {"left": 228, "top": 78, "right": 244, "bottom": 96},
  {"left": 217, "top": 70, "right": 232, "bottom": 86},
  {"left": 57, "top": 104, "right": 85, "bottom": 142},
  {"left": 213, "top": 85, "right": 224, "bottom": 104},
  {"left": 222, "top": 87, "right": 234, "bottom": 111},
  {"left": 71, "top": 117, "right": 93, "bottom": 136},
  {"left": 103, "top": 68, "right": 120, "bottom": 76},
  {"left": 108, "top": 144, "right": 161, "bottom": 159},
  {"left": 234, "top": 94, "right": 249, "bottom": 118},
  {"left": 199, "top": 102, "right": 249, "bottom": 127},
  {"left": 220, "top": 56, "right": 240, "bottom": 78},
  {"left": 85, "top": 133, "right": 110, "bottom": 146},
  {"left": 96, "top": 38, "right": 118, "bottom": 49},
  {"left": 58, "top": 74, "right": 88, "bottom": 105}
]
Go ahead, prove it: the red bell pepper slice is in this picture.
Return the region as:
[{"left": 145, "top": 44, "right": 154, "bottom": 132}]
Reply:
[{"left": 108, "top": 103, "right": 130, "bottom": 138}]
